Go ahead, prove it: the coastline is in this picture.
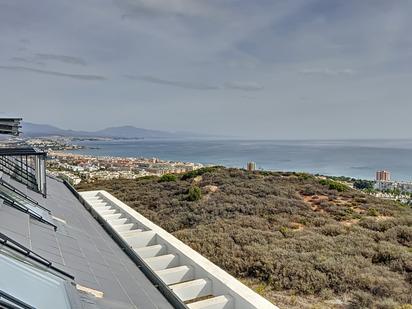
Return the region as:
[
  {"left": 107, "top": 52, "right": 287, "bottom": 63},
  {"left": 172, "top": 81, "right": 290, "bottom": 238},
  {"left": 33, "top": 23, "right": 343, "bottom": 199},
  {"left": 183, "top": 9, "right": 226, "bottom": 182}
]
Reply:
[{"left": 61, "top": 139, "right": 412, "bottom": 182}]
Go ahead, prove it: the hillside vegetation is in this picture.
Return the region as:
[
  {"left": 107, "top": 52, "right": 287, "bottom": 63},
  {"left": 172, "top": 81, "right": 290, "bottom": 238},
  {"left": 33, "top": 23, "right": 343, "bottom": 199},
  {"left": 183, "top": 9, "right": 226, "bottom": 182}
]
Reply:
[{"left": 77, "top": 167, "right": 412, "bottom": 308}]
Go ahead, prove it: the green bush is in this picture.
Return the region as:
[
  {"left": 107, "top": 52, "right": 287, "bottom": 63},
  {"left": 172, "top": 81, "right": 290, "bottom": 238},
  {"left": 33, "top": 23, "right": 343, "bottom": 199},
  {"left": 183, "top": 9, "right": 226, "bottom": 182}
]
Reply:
[
  {"left": 367, "top": 207, "right": 379, "bottom": 217},
  {"left": 187, "top": 186, "right": 202, "bottom": 201},
  {"left": 353, "top": 179, "right": 375, "bottom": 190},
  {"left": 295, "top": 172, "right": 314, "bottom": 180},
  {"left": 279, "top": 226, "right": 290, "bottom": 237},
  {"left": 159, "top": 174, "right": 177, "bottom": 182},
  {"left": 319, "top": 179, "right": 348, "bottom": 192},
  {"left": 181, "top": 166, "right": 220, "bottom": 180}
]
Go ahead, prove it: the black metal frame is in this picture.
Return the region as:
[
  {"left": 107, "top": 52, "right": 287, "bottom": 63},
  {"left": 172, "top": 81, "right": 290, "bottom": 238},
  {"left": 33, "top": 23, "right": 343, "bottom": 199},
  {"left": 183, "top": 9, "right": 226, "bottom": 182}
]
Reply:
[
  {"left": 63, "top": 180, "right": 189, "bottom": 309},
  {"left": 0, "top": 148, "right": 46, "bottom": 156},
  {"left": 0, "top": 178, "right": 50, "bottom": 213},
  {"left": 0, "top": 233, "right": 74, "bottom": 280},
  {"left": 0, "top": 290, "right": 35, "bottom": 309},
  {"left": 0, "top": 193, "right": 57, "bottom": 231}
]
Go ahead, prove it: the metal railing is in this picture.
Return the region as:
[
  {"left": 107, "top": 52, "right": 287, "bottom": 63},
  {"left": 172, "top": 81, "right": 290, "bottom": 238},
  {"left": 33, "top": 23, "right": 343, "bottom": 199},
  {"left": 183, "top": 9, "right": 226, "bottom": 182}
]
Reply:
[
  {"left": 0, "top": 156, "right": 36, "bottom": 180},
  {"left": 0, "top": 152, "right": 47, "bottom": 197},
  {"left": 0, "top": 157, "right": 38, "bottom": 193}
]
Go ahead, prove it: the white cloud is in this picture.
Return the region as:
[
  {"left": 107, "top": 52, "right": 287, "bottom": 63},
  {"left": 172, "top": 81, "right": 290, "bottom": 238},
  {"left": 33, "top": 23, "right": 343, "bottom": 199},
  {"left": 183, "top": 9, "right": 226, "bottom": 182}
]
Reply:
[
  {"left": 224, "top": 81, "right": 263, "bottom": 91},
  {"left": 0, "top": 65, "right": 106, "bottom": 80},
  {"left": 125, "top": 75, "right": 218, "bottom": 90},
  {"left": 35, "top": 53, "right": 87, "bottom": 66},
  {"left": 115, "top": 0, "right": 220, "bottom": 19},
  {"left": 300, "top": 68, "right": 356, "bottom": 76}
]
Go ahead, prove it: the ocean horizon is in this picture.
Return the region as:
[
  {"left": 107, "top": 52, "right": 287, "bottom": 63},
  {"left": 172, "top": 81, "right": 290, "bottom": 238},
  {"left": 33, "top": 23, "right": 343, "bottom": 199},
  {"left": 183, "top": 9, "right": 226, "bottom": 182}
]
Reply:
[{"left": 65, "top": 139, "right": 412, "bottom": 182}]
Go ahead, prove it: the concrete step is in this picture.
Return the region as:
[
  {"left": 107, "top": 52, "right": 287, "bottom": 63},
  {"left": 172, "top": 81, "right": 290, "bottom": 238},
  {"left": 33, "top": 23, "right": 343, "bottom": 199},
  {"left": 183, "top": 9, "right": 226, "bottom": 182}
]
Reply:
[
  {"left": 89, "top": 200, "right": 107, "bottom": 205},
  {"left": 170, "top": 278, "right": 212, "bottom": 302},
  {"left": 98, "top": 209, "right": 118, "bottom": 215},
  {"left": 144, "top": 254, "right": 179, "bottom": 271},
  {"left": 91, "top": 201, "right": 108, "bottom": 207},
  {"left": 90, "top": 204, "right": 111, "bottom": 210},
  {"left": 133, "top": 244, "right": 167, "bottom": 259},
  {"left": 93, "top": 204, "right": 112, "bottom": 211},
  {"left": 112, "top": 223, "right": 136, "bottom": 232},
  {"left": 102, "top": 213, "right": 123, "bottom": 220},
  {"left": 126, "top": 231, "right": 156, "bottom": 247},
  {"left": 120, "top": 229, "right": 145, "bottom": 238},
  {"left": 187, "top": 295, "right": 233, "bottom": 309},
  {"left": 156, "top": 265, "right": 194, "bottom": 285},
  {"left": 107, "top": 217, "right": 129, "bottom": 225},
  {"left": 92, "top": 201, "right": 106, "bottom": 206},
  {"left": 93, "top": 206, "right": 111, "bottom": 212},
  {"left": 84, "top": 196, "right": 102, "bottom": 202}
]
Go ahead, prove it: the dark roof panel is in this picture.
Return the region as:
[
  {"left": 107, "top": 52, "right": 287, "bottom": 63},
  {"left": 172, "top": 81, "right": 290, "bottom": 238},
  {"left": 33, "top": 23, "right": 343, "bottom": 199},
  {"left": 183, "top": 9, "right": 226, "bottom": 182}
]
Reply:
[
  {"left": 0, "top": 174, "right": 173, "bottom": 309},
  {"left": 0, "top": 147, "right": 46, "bottom": 156}
]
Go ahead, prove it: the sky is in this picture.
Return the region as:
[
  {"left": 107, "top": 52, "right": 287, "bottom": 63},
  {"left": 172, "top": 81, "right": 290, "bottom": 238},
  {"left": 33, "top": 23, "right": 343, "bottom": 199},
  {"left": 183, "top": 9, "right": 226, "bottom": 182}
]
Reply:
[{"left": 1, "top": 0, "right": 411, "bottom": 139}]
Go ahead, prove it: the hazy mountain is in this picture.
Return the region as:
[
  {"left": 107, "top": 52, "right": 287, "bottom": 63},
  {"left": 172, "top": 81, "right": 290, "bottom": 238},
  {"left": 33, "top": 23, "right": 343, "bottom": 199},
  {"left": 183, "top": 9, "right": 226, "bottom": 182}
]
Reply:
[
  {"left": 22, "top": 122, "right": 86, "bottom": 137},
  {"left": 95, "top": 125, "right": 175, "bottom": 138},
  {"left": 22, "top": 122, "right": 179, "bottom": 138}
]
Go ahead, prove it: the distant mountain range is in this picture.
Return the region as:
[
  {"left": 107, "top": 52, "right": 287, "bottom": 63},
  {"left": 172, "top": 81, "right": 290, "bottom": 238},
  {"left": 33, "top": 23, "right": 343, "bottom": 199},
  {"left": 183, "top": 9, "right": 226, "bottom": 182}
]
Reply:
[{"left": 21, "top": 122, "right": 196, "bottom": 139}]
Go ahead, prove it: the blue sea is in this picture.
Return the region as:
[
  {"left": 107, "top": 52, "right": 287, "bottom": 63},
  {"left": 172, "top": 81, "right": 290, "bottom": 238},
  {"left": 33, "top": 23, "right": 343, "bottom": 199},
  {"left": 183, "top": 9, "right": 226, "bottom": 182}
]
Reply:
[{"left": 69, "top": 139, "right": 412, "bottom": 181}]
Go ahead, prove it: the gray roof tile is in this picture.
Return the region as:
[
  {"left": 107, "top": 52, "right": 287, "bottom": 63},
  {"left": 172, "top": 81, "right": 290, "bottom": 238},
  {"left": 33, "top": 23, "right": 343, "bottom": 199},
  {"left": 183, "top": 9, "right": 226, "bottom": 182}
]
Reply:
[{"left": 0, "top": 176, "right": 173, "bottom": 309}]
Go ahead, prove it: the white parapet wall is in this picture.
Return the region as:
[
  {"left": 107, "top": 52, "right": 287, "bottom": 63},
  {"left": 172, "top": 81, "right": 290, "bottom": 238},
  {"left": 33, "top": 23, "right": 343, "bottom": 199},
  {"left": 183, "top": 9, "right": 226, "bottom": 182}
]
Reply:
[{"left": 80, "top": 190, "right": 278, "bottom": 309}]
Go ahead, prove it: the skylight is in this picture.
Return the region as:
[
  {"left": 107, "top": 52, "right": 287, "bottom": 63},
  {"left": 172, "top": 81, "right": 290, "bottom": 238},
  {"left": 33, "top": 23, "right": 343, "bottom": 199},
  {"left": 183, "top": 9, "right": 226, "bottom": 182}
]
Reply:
[
  {"left": 0, "top": 179, "right": 50, "bottom": 214},
  {"left": 0, "top": 180, "right": 56, "bottom": 230},
  {"left": 0, "top": 254, "right": 73, "bottom": 309}
]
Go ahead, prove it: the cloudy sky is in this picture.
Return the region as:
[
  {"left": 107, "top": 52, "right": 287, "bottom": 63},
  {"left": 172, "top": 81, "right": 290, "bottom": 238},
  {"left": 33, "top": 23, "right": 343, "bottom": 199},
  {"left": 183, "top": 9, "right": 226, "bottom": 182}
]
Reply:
[{"left": 1, "top": 0, "right": 411, "bottom": 139}]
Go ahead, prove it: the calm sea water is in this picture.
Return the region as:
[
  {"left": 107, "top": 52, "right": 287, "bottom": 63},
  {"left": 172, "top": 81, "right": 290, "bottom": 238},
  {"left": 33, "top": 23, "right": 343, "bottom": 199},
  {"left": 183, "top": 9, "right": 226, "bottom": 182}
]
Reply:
[{"left": 69, "top": 139, "right": 412, "bottom": 181}]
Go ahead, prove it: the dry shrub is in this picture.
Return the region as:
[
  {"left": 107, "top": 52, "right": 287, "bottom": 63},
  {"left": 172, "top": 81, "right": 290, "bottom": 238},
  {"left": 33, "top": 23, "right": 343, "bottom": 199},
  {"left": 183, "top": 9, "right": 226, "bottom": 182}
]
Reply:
[{"left": 77, "top": 167, "right": 412, "bottom": 307}]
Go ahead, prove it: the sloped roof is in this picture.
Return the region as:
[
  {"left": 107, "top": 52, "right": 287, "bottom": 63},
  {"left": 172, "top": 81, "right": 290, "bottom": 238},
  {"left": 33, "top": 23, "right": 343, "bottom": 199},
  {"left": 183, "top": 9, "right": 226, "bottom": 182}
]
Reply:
[{"left": 0, "top": 173, "right": 173, "bottom": 309}]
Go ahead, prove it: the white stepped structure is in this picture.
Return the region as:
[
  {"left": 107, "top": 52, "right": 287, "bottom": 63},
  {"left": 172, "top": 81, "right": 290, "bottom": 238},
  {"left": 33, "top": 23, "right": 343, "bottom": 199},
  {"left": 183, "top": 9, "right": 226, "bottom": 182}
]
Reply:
[{"left": 80, "top": 190, "right": 278, "bottom": 309}]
